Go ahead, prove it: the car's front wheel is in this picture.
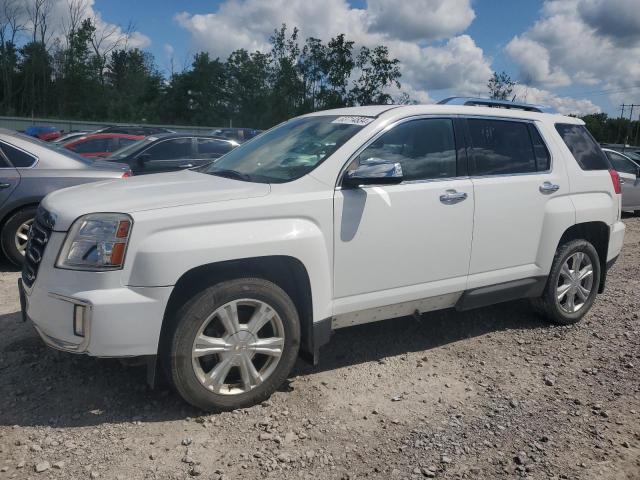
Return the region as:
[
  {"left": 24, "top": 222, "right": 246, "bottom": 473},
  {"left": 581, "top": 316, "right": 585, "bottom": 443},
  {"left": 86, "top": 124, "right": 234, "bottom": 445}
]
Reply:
[
  {"left": 1, "top": 207, "right": 37, "bottom": 266},
  {"left": 167, "top": 278, "right": 300, "bottom": 411},
  {"left": 532, "top": 239, "right": 601, "bottom": 325}
]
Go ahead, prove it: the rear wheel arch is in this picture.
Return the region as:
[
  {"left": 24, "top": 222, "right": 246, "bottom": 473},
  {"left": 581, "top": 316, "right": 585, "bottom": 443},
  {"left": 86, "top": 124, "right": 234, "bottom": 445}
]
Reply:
[
  {"left": 158, "top": 255, "right": 314, "bottom": 361},
  {"left": 556, "top": 221, "right": 609, "bottom": 293}
]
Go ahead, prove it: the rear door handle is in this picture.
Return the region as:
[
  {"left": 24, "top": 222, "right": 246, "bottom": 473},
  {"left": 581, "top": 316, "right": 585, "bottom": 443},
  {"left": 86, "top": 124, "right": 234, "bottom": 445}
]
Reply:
[
  {"left": 439, "top": 189, "right": 468, "bottom": 205},
  {"left": 0, "top": 183, "right": 11, "bottom": 189},
  {"left": 539, "top": 181, "right": 560, "bottom": 194}
]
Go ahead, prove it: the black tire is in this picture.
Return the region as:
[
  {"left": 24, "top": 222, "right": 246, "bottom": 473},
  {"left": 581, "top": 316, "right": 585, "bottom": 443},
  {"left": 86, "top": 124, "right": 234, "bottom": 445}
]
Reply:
[
  {"left": 167, "top": 278, "right": 300, "bottom": 411},
  {"left": 1, "top": 207, "right": 37, "bottom": 266},
  {"left": 532, "top": 239, "right": 601, "bottom": 325}
]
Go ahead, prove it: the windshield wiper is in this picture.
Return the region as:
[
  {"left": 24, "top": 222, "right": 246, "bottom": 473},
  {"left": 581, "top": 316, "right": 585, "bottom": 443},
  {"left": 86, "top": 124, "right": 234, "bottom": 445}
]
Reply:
[{"left": 209, "top": 169, "right": 253, "bottom": 181}]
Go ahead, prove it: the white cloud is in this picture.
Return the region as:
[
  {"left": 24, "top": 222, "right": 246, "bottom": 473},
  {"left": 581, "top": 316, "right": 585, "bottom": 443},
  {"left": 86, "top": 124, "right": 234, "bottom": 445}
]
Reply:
[
  {"left": 513, "top": 85, "right": 601, "bottom": 116},
  {"left": 174, "top": 0, "right": 492, "bottom": 102},
  {"left": 367, "top": 0, "right": 475, "bottom": 41},
  {"left": 506, "top": 0, "right": 640, "bottom": 107}
]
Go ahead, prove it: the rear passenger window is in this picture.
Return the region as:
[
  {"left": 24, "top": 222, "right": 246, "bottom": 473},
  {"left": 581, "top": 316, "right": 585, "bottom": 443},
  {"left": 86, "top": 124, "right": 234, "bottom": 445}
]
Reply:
[
  {"left": 555, "top": 124, "right": 610, "bottom": 170},
  {"left": 467, "top": 119, "right": 536, "bottom": 175},
  {"left": 357, "top": 118, "right": 457, "bottom": 181},
  {"left": 0, "top": 141, "right": 36, "bottom": 167}
]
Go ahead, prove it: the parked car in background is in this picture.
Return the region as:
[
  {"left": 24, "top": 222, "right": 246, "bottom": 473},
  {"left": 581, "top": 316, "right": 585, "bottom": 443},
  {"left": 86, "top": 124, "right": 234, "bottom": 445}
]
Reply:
[
  {"left": 63, "top": 133, "right": 144, "bottom": 159},
  {"left": 24, "top": 125, "right": 62, "bottom": 141},
  {"left": 21, "top": 100, "right": 625, "bottom": 410},
  {"left": 210, "top": 128, "right": 262, "bottom": 143},
  {"left": 96, "top": 125, "right": 174, "bottom": 136},
  {"left": 603, "top": 148, "right": 640, "bottom": 213},
  {"left": 52, "top": 131, "right": 91, "bottom": 144},
  {"left": 106, "top": 133, "right": 238, "bottom": 175},
  {"left": 0, "top": 129, "right": 131, "bottom": 265}
]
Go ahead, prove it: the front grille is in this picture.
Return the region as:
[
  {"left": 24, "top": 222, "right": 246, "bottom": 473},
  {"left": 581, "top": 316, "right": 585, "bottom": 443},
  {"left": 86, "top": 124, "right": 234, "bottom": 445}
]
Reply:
[{"left": 22, "top": 207, "right": 55, "bottom": 288}]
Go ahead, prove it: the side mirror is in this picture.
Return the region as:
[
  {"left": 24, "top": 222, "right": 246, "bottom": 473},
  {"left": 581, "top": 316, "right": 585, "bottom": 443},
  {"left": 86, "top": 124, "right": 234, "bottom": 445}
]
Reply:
[{"left": 342, "top": 158, "right": 403, "bottom": 188}]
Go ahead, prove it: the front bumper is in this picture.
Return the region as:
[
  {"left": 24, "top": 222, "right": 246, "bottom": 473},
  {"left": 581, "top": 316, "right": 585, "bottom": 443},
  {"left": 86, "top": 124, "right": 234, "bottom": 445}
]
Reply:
[
  {"left": 21, "top": 231, "right": 173, "bottom": 357},
  {"left": 24, "top": 282, "right": 172, "bottom": 357}
]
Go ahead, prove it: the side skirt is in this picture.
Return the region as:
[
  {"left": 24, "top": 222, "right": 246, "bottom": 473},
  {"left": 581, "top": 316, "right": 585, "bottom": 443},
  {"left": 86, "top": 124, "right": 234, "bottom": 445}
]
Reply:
[{"left": 455, "top": 276, "right": 547, "bottom": 311}]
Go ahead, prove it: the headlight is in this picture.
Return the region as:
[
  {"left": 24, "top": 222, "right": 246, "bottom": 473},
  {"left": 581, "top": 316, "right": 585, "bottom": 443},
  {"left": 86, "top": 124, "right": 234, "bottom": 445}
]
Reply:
[{"left": 57, "top": 213, "right": 132, "bottom": 271}]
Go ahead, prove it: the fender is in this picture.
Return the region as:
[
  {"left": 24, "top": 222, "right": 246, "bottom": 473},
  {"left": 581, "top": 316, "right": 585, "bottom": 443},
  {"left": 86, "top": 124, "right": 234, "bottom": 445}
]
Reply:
[{"left": 126, "top": 216, "right": 334, "bottom": 323}]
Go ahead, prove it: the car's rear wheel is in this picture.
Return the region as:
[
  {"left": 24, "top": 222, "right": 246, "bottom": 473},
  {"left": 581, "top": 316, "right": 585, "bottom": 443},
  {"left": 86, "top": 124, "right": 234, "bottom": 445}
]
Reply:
[
  {"left": 1, "top": 207, "right": 37, "bottom": 266},
  {"left": 168, "top": 278, "right": 300, "bottom": 411},
  {"left": 532, "top": 239, "right": 601, "bottom": 325}
]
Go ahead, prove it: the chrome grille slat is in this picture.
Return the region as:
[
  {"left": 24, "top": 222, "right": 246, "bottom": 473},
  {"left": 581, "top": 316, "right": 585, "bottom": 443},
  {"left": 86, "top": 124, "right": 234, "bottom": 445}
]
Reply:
[{"left": 21, "top": 207, "right": 53, "bottom": 288}]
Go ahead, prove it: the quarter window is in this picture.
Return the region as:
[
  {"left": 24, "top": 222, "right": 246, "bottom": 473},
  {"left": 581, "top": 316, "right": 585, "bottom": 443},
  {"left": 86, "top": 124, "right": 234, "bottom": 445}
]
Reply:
[
  {"left": 467, "top": 119, "right": 537, "bottom": 175},
  {"left": 554, "top": 124, "right": 610, "bottom": 170},
  {"left": 356, "top": 118, "right": 457, "bottom": 181},
  {"left": 0, "top": 141, "right": 36, "bottom": 167}
]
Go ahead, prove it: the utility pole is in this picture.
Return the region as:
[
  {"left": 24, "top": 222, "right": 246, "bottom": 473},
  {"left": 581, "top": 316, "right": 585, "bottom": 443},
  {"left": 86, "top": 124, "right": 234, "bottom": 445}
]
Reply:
[
  {"left": 616, "top": 104, "right": 626, "bottom": 145},
  {"left": 624, "top": 104, "right": 639, "bottom": 151}
]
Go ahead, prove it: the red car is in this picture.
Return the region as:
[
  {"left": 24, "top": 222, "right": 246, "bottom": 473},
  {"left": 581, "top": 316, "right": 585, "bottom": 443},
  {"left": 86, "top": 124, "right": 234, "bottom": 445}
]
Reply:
[{"left": 63, "top": 133, "right": 144, "bottom": 158}]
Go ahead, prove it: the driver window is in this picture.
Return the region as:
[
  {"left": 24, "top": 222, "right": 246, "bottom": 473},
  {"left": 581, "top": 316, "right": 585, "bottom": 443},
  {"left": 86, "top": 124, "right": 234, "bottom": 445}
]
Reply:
[{"left": 356, "top": 118, "right": 457, "bottom": 181}]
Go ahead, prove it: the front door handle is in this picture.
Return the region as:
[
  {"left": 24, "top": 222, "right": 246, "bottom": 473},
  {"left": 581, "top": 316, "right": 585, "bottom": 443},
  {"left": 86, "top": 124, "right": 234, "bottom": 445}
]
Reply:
[
  {"left": 0, "top": 183, "right": 11, "bottom": 189},
  {"left": 539, "top": 181, "right": 560, "bottom": 194},
  {"left": 179, "top": 163, "right": 194, "bottom": 168},
  {"left": 439, "top": 189, "right": 468, "bottom": 205}
]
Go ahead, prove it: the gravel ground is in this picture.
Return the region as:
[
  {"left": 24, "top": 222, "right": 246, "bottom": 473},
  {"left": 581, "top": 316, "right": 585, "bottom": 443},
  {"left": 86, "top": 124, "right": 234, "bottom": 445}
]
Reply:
[{"left": 1, "top": 216, "right": 639, "bottom": 480}]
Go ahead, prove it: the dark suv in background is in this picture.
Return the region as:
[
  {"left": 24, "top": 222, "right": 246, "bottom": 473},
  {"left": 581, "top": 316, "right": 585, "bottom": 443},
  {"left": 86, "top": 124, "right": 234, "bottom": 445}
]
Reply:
[{"left": 106, "top": 133, "right": 238, "bottom": 175}]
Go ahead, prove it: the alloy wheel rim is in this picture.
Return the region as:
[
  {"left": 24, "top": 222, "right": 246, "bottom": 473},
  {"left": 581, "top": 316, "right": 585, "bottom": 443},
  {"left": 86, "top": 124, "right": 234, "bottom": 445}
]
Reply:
[
  {"left": 556, "top": 252, "right": 594, "bottom": 314},
  {"left": 191, "top": 299, "right": 285, "bottom": 395},
  {"left": 15, "top": 219, "right": 33, "bottom": 255}
]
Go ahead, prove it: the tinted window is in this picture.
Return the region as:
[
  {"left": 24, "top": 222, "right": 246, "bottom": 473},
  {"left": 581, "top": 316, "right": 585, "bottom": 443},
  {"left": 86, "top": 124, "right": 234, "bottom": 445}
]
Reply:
[
  {"left": 529, "top": 125, "right": 551, "bottom": 171},
  {"left": 118, "top": 138, "right": 138, "bottom": 149},
  {"left": 357, "top": 118, "right": 457, "bottom": 181},
  {"left": 197, "top": 138, "right": 234, "bottom": 157},
  {"left": 72, "top": 138, "right": 109, "bottom": 153},
  {"left": 555, "top": 124, "right": 610, "bottom": 170},
  {"left": 144, "top": 138, "right": 192, "bottom": 160},
  {"left": 606, "top": 151, "right": 638, "bottom": 175},
  {"left": 468, "top": 119, "right": 536, "bottom": 175},
  {"left": 0, "top": 141, "right": 36, "bottom": 167}
]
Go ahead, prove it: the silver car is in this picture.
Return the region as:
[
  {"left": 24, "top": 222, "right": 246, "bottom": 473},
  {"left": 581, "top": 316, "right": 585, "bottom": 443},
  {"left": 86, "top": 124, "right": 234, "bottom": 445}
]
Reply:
[
  {"left": 603, "top": 148, "right": 640, "bottom": 214},
  {"left": 0, "top": 129, "right": 130, "bottom": 265}
]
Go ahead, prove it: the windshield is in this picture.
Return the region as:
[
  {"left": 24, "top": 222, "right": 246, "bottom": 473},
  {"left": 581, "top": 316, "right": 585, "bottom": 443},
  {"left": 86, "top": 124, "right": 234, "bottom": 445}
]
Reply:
[
  {"left": 199, "top": 115, "right": 370, "bottom": 183},
  {"left": 107, "top": 137, "right": 153, "bottom": 159}
]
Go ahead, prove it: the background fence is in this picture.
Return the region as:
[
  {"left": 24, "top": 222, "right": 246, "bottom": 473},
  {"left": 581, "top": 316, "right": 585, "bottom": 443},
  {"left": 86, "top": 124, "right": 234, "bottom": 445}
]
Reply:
[{"left": 0, "top": 115, "right": 220, "bottom": 135}]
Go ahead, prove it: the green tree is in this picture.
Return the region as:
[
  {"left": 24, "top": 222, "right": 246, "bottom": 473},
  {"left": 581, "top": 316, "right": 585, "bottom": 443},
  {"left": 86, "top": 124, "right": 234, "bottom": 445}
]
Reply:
[
  {"left": 488, "top": 71, "right": 515, "bottom": 100},
  {"left": 350, "top": 45, "right": 401, "bottom": 105},
  {"left": 226, "top": 49, "right": 271, "bottom": 128}
]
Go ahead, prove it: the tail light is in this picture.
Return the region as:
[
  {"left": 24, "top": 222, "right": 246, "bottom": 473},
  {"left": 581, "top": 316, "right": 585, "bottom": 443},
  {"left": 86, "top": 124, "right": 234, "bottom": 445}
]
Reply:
[
  {"left": 609, "top": 168, "right": 621, "bottom": 194},
  {"left": 122, "top": 170, "right": 132, "bottom": 178}
]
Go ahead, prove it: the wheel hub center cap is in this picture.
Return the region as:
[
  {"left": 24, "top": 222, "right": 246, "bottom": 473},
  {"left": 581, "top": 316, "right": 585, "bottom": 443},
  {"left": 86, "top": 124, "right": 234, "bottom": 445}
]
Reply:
[{"left": 228, "top": 331, "right": 256, "bottom": 354}]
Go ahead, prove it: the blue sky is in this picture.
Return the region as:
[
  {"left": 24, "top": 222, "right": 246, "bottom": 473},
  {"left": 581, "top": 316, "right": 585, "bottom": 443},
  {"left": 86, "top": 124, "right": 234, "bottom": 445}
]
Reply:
[{"left": 89, "top": 0, "right": 640, "bottom": 116}]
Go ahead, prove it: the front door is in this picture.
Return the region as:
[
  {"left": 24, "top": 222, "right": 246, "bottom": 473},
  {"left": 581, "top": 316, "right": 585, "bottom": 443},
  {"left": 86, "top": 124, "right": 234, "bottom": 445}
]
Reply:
[{"left": 333, "top": 117, "right": 474, "bottom": 318}]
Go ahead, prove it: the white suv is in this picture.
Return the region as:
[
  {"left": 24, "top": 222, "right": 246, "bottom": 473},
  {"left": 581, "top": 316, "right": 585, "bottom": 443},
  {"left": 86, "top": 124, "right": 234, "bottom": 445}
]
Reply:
[{"left": 19, "top": 98, "right": 626, "bottom": 411}]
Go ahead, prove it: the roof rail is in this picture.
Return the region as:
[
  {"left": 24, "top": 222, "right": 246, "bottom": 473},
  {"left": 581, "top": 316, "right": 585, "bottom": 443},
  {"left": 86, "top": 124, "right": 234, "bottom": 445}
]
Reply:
[{"left": 437, "top": 97, "right": 554, "bottom": 114}]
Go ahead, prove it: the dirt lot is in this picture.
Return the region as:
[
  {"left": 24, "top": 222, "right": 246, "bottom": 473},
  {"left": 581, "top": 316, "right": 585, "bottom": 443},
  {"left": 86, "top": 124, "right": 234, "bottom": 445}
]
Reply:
[{"left": 0, "top": 217, "right": 639, "bottom": 480}]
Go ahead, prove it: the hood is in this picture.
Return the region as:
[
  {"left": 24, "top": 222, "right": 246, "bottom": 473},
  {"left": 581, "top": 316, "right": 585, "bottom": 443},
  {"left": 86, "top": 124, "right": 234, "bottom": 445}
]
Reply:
[{"left": 42, "top": 170, "right": 271, "bottom": 231}]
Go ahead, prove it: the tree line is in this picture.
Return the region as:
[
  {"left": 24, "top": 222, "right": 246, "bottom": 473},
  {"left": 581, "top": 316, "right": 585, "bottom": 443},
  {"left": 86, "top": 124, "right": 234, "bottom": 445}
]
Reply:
[{"left": 0, "top": 0, "right": 402, "bottom": 129}]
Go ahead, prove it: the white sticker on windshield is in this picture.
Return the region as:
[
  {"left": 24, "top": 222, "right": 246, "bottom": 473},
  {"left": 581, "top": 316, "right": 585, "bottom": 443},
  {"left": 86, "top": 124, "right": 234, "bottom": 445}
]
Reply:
[{"left": 331, "top": 116, "right": 374, "bottom": 126}]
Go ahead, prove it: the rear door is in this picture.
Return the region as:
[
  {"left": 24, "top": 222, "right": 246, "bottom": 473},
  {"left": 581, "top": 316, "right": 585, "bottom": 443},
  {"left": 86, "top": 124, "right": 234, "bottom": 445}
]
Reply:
[
  {"left": 0, "top": 142, "right": 21, "bottom": 207},
  {"left": 464, "top": 117, "right": 567, "bottom": 288},
  {"left": 195, "top": 137, "right": 236, "bottom": 165},
  {"left": 606, "top": 150, "right": 640, "bottom": 210}
]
